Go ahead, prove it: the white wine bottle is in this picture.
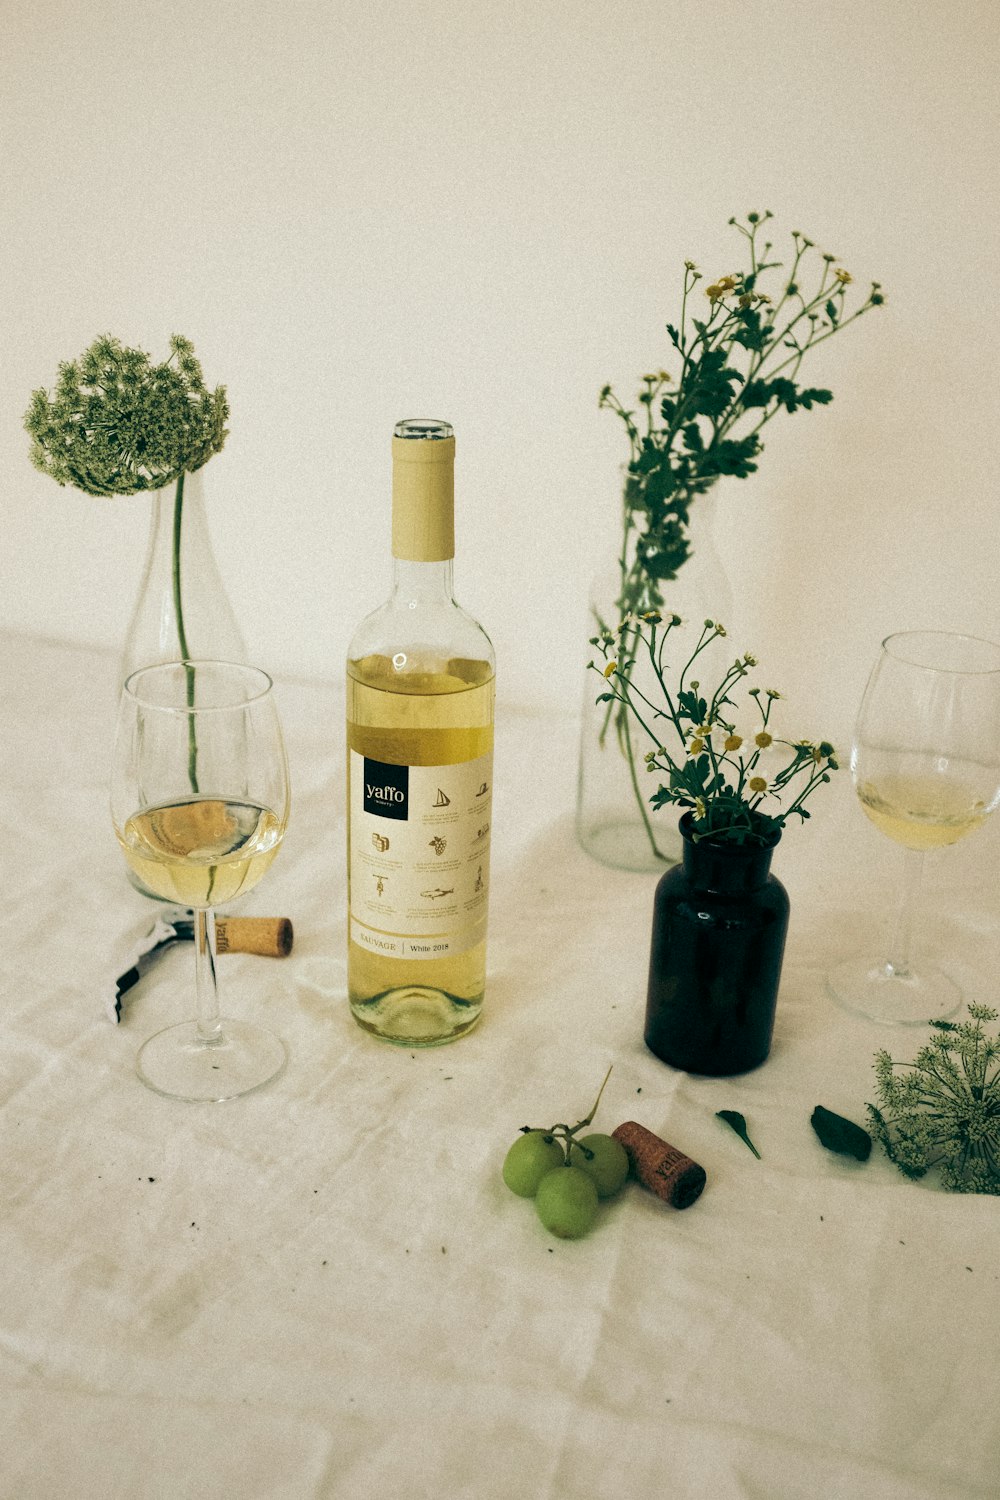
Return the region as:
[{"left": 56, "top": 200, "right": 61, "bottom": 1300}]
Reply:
[{"left": 346, "top": 419, "right": 495, "bottom": 1045}]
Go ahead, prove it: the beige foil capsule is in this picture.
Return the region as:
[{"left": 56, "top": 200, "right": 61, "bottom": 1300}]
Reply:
[{"left": 612, "top": 1121, "right": 707, "bottom": 1208}]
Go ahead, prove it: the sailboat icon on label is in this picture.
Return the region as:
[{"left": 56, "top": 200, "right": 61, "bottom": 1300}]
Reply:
[{"left": 433, "top": 788, "right": 451, "bottom": 807}]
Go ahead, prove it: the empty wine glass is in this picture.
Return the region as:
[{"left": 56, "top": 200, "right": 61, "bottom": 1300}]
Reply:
[
  {"left": 111, "top": 660, "right": 291, "bottom": 1099},
  {"left": 827, "top": 630, "right": 1000, "bottom": 1024}
]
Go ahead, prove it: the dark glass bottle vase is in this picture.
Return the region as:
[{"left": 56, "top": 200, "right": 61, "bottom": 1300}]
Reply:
[{"left": 644, "top": 813, "right": 790, "bottom": 1076}]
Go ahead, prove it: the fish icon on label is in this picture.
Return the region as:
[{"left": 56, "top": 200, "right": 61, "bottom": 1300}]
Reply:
[{"left": 420, "top": 887, "right": 454, "bottom": 900}]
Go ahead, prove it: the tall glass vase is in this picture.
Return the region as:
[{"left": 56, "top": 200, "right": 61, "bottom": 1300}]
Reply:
[
  {"left": 120, "top": 466, "right": 247, "bottom": 683},
  {"left": 575, "top": 488, "right": 732, "bottom": 873},
  {"left": 119, "top": 465, "right": 248, "bottom": 902}
]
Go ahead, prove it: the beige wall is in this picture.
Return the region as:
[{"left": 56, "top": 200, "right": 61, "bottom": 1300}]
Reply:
[{"left": 2, "top": 0, "right": 997, "bottom": 749}]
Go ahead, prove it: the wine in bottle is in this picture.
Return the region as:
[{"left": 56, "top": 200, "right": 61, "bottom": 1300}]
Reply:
[{"left": 346, "top": 420, "right": 495, "bottom": 1045}]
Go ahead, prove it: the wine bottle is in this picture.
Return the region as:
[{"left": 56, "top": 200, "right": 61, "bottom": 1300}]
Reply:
[{"left": 346, "top": 419, "right": 495, "bottom": 1045}]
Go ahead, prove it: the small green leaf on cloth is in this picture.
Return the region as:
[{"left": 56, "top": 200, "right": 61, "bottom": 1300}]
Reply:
[
  {"left": 716, "top": 1110, "right": 761, "bottom": 1158},
  {"left": 811, "top": 1105, "right": 871, "bottom": 1161}
]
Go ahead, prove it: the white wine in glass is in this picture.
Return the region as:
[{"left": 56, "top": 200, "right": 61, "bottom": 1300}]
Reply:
[
  {"left": 828, "top": 630, "right": 1000, "bottom": 1024},
  {"left": 112, "top": 660, "right": 291, "bottom": 1100}
]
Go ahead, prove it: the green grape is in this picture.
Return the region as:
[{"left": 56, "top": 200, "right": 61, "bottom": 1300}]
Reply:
[
  {"left": 568, "top": 1132, "right": 630, "bottom": 1198},
  {"left": 502, "top": 1131, "right": 565, "bottom": 1198},
  {"left": 534, "top": 1166, "right": 599, "bottom": 1239}
]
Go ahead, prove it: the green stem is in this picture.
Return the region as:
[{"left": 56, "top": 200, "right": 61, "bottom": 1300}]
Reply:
[
  {"left": 621, "top": 707, "right": 664, "bottom": 862},
  {"left": 171, "top": 471, "right": 199, "bottom": 794}
]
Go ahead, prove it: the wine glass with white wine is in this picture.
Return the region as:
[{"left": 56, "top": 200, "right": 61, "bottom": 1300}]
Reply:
[
  {"left": 111, "top": 660, "right": 290, "bottom": 1099},
  {"left": 828, "top": 630, "right": 1000, "bottom": 1024}
]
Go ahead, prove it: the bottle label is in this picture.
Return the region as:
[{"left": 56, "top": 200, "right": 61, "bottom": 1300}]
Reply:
[{"left": 349, "top": 749, "right": 492, "bottom": 960}]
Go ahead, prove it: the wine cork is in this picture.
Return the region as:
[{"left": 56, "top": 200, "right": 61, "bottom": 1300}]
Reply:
[
  {"left": 612, "top": 1121, "right": 707, "bottom": 1209},
  {"left": 214, "top": 917, "right": 294, "bottom": 957}
]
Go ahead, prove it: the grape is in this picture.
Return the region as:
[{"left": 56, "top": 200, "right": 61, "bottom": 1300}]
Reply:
[
  {"left": 534, "top": 1166, "right": 599, "bottom": 1238},
  {"left": 502, "top": 1131, "right": 565, "bottom": 1197},
  {"left": 568, "top": 1132, "right": 629, "bottom": 1198}
]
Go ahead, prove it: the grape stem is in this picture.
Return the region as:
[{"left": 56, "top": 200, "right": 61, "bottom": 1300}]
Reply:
[{"left": 519, "top": 1066, "right": 614, "bottom": 1164}]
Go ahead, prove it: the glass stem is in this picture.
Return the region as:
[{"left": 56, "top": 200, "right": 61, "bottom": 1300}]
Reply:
[
  {"left": 885, "top": 847, "right": 925, "bottom": 978},
  {"left": 194, "top": 908, "right": 223, "bottom": 1044}
]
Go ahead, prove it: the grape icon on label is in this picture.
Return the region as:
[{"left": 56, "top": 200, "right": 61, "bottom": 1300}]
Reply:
[{"left": 429, "top": 835, "right": 447, "bottom": 856}]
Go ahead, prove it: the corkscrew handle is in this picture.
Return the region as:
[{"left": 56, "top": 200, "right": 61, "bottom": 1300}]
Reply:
[{"left": 110, "top": 915, "right": 294, "bottom": 1023}]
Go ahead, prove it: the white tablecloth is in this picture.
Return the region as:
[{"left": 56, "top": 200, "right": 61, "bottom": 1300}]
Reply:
[{"left": 3, "top": 632, "right": 998, "bottom": 1500}]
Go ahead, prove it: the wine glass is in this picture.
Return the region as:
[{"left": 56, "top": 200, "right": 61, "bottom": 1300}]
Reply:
[
  {"left": 827, "top": 630, "right": 1000, "bottom": 1024},
  {"left": 111, "top": 660, "right": 291, "bottom": 1100}
]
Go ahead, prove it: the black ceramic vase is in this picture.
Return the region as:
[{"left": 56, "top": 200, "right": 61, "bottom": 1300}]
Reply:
[{"left": 644, "top": 813, "right": 790, "bottom": 1076}]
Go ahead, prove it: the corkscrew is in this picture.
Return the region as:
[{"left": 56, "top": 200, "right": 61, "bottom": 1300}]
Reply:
[{"left": 109, "top": 908, "right": 293, "bottom": 1023}]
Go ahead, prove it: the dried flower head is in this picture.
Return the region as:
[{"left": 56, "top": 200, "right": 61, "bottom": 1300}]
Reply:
[
  {"left": 24, "top": 334, "right": 228, "bottom": 497},
  {"left": 868, "top": 1004, "right": 1000, "bottom": 1194}
]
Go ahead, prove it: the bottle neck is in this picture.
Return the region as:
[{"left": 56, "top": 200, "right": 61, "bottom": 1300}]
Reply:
[
  {"left": 390, "top": 556, "right": 455, "bottom": 605},
  {"left": 391, "top": 419, "right": 455, "bottom": 564},
  {"left": 678, "top": 814, "right": 779, "bottom": 893}
]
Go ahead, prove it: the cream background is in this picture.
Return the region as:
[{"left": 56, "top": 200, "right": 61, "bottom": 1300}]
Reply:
[{"left": 2, "top": 0, "right": 998, "bottom": 747}]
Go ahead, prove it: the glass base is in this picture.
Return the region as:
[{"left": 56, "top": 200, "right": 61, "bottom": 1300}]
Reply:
[
  {"left": 136, "top": 1017, "right": 287, "bottom": 1101},
  {"left": 350, "top": 986, "right": 481, "bottom": 1047},
  {"left": 826, "top": 957, "right": 962, "bottom": 1026}
]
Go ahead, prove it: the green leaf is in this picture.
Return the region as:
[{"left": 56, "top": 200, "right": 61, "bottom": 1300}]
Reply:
[
  {"left": 810, "top": 1105, "right": 871, "bottom": 1162},
  {"left": 794, "top": 387, "right": 833, "bottom": 411},
  {"left": 731, "top": 309, "right": 771, "bottom": 352},
  {"left": 677, "top": 690, "right": 708, "bottom": 721},
  {"left": 716, "top": 1110, "right": 761, "bottom": 1158}
]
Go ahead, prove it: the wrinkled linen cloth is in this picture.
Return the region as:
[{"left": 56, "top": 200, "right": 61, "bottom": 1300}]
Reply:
[{"left": 2, "top": 631, "right": 998, "bottom": 1500}]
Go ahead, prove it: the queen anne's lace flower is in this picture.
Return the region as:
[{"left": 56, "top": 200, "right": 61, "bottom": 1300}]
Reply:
[
  {"left": 24, "top": 334, "right": 228, "bottom": 497},
  {"left": 868, "top": 1005, "right": 1000, "bottom": 1194}
]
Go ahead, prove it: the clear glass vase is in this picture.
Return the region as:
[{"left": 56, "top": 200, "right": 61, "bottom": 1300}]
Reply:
[
  {"left": 575, "top": 488, "right": 732, "bottom": 873},
  {"left": 120, "top": 466, "right": 247, "bottom": 683},
  {"left": 120, "top": 466, "right": 248, "bottom": 902}
]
